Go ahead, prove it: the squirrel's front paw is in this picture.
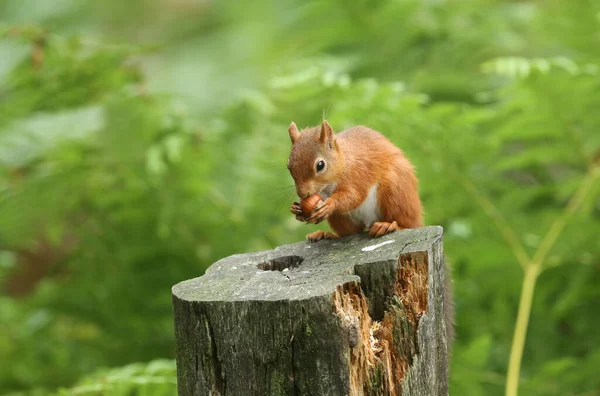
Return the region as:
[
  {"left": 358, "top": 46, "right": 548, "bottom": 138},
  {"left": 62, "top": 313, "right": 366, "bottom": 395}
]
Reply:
[
  {"left": 290, "top": 202, "right": 306, "bottom": 222},
  {"left": 369, "top": 221, "right": 401, "bottom": 237},
  {"left": 306, "top": 199, "right": 334, "bottom": 224},
  {"left": 306, "top": 230, "right": 338, "bottom": 243}
]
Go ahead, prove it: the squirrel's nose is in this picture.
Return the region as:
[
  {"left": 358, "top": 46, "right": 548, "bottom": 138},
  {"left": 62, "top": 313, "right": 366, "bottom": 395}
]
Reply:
[{"left": 296, "top": 188, "right": 310, "bottom": 199}]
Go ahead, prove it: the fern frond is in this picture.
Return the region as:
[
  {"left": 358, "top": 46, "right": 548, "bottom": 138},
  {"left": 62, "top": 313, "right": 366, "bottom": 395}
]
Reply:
[{"left": 482, "top": 56, "right": 599, "bottom": 78}]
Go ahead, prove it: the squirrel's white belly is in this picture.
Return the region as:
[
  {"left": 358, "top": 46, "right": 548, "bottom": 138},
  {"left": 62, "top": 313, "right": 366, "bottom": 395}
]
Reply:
[{"left": 349, "top": 185, "right": 381, "bottom": 228}]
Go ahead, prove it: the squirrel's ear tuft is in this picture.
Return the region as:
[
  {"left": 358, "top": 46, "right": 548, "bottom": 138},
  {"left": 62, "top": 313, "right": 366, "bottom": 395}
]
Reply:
[
  {"left": 289, "top": 122, "right": 300, "bottom": 144},
  {"left": 320, "top": 120, "right": 333, "bottom": 144}
]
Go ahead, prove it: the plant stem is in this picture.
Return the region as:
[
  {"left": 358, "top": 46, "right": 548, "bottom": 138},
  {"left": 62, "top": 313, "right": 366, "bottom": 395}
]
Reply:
[
  {"left": 532, "top": 167, "right": 600, "bottom": 270},
  {"left": 505, "top": 166, "right": 599, "bottom": 396},
  {"left": 505, "top": 264, "right": 539, "bottom": 396}
]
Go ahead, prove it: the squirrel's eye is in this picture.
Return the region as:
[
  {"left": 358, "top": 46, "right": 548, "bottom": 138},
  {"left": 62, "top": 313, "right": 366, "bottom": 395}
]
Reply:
[{"left": 316, "top": 160, "right": 325, "bottom": 172}]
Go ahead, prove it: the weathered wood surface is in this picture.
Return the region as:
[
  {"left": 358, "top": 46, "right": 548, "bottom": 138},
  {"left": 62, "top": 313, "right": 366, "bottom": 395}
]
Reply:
[{"left": 172, "top": 226, "right": 450, "bottom": 396}]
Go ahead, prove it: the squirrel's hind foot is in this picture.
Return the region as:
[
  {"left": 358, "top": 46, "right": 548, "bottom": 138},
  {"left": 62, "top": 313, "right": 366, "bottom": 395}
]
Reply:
[
  {"left": 306, "top": 230, "right": 338, "bottom": 243},
  {"left": 368, "top": 221, "right": 401, "bottom": 238}
]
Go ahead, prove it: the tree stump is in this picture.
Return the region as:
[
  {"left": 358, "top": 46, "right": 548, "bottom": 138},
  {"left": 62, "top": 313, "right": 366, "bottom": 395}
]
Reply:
[{"left": 172, "top": 226, "right": 450, "bottom": 396}]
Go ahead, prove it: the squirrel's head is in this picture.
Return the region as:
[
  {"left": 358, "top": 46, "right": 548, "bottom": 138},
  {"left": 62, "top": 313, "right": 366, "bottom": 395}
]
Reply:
[{"left": 287, "top": 120, "right": 343, "bottom": 199}]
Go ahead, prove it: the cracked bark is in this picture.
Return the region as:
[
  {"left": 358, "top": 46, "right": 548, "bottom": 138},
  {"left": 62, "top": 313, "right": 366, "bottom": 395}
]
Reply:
[{"left": 172, "top": 226, "right": 451, "bottom": 396}]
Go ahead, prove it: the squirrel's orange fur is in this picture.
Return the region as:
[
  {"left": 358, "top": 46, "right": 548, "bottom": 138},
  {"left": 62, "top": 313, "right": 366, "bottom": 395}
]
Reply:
[
  {"left": 287, "top": 121, "right": 456, "bottom": 347},
  {"left": 288, "top": 120, "right": 423, "bottom": 242}
]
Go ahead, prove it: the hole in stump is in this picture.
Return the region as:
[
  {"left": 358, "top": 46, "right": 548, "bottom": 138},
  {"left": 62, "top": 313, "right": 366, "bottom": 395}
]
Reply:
[{"left": 257, "top": 255, "right": 303, "bottom": 271}]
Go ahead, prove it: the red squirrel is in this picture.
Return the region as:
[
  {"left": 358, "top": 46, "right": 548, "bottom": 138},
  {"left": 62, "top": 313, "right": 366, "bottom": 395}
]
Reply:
[
  {"left": 288, "top": 120, "right": 423, "bottom": 242},
  {"left": 287, "top": 120, "right": 455, "bottom": 345}
]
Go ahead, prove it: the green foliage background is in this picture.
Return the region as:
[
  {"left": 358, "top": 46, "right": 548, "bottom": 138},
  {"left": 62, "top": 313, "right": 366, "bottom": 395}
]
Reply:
[{"left": 0, "top": 0, "right": 599, "bottom": 395}]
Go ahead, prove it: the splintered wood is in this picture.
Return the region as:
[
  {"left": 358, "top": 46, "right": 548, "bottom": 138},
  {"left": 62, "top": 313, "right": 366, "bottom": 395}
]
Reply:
[
  {"left": 333, "top": 283, "right": 377, "bottom": 396},
  {"left": 396, "top": 251, "right": 429, "bottom": 326},
  {"left": 333, "top": 251, "right": 429, "bottom": 396}
]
